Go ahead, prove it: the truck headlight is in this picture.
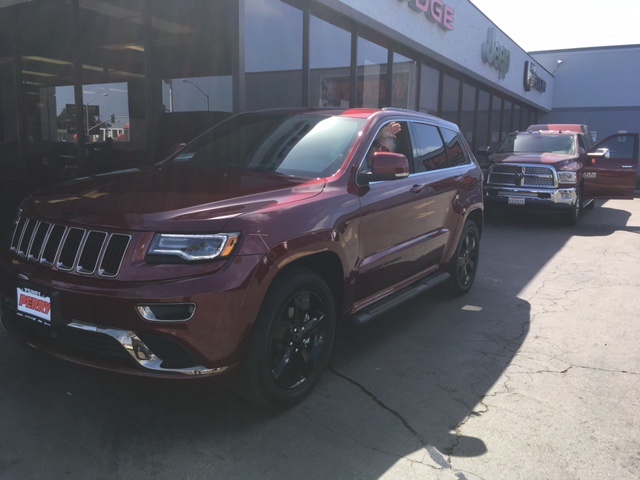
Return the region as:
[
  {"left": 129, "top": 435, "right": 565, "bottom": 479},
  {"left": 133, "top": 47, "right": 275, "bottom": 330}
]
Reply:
[
  {"left": 557, "top": 171, "right": 577, "bottom": 185},
  {"left": 147, "top": 233, "right": 240, "bottom": 262}
]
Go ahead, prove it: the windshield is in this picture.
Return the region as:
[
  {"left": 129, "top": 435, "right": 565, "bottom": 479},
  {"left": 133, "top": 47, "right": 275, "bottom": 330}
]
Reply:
[
  {"left": 497, "top": 133, "right": 576, "bottom": 155},
  {"left": 169, "top": 112, "right": 366, "bottom": 178}
]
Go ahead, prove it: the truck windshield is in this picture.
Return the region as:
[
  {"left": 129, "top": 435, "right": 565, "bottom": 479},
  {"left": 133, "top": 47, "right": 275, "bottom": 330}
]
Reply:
[
  {"left": 168, "top": 112, "right": 367, "bottom": 178},
  {"left": 498, "top": 133, "right": 576, "bottom": 155}
]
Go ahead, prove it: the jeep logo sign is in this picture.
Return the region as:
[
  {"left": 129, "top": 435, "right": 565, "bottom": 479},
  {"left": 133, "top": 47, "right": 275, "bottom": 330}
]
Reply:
[
  {"left": 481, "top": 28, "right": 510, "bottom": 80},
  {"left": 524, "top": 61, "right": 547, "bottom": 93}
]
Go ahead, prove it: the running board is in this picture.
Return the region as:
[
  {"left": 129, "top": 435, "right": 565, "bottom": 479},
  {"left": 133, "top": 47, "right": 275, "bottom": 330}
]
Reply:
[{"left": 350, "top": 272, "right": 450, "bottom": 326}]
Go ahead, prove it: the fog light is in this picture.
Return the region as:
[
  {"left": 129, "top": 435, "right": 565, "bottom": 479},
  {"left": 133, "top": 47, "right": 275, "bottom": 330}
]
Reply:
[
  {"left": 560, "top": 190, "right": 573, "bottom": 200},
  {"left": 136, "top": 303, "right": 196, "bottom": 322}
]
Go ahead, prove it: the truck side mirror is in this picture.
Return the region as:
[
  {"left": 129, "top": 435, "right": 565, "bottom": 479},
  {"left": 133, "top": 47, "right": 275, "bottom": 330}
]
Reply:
[
  {"left": 588, "top": 147, "right": 610, "bottom": 159},
  {"left": 476, "top": 146, "right": 492, "bottom": 156}
]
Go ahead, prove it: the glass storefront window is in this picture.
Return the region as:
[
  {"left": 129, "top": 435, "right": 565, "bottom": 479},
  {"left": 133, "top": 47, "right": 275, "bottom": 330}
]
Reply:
[
  {"left": 513, "top": 104, "right": 523, "bottom": 131},
  {"left": 503, "top": 100, "right": 513, "bottom": 137},
  {"left": 460, "top": 82, "right": 475, "bottom": 144},
  {"left": 391, "top": 52, "right": 417, "bottom": 110},
  {"left": 245, "top": 0, "right": 303, "bottom": 109},
  {"left": 310, "top": 15, "right": 351, "bottom": 107},
  {"left": 52, "top": 83, "right": 130, "bottom": 143},
  {"left": 441, "top": 74, "right": 459, "bottom": 124},
  {"left": 476, "top": 89, "right": 490, "bottom": 151},
  {"left": 419, "top": 64, "right": 439, "bottom": 115},
  {"left": 491, "top": 95, "right": 503, "bottom": 149},
  {"left": 163, "top": 76, "right": 232, "bottom": 113},
  {"left": 357, "top": 36, "right": 388, "bottom": 108}
]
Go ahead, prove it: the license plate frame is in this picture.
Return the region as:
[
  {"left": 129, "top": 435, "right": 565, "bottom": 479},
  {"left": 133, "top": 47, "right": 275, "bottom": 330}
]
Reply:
[
  {"left": 16, "top": 285, "right": 60, "bottom": 327},
  {"left": 508, "top": 196, "right": 526, "bottom": 206}
]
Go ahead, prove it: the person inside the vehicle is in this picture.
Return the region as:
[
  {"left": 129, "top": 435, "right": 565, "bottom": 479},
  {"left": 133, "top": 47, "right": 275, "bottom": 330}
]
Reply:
[{"left": 365, "top": 121, "right": 401, "bottom": 168}]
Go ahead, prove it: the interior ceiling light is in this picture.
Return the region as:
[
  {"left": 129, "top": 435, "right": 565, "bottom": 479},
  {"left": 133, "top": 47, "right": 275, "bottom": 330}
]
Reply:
[
  {"left": 82, "top": 64, "right": 105, "bottom": 72},
  {"left": 100, "top": 43, "right": 145, "bottom": 52},
  {"left": 23, "top": 55, "right": 72, "bottom": 66},
  {"left": 22, "top": 70, "right": 56, "bottom": 77}
]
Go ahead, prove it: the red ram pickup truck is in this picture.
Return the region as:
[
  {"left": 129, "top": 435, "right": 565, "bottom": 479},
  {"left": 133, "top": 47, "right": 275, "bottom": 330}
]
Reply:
[
  {"left": 479, "top": 124, "right": 638, "bottom": 225},
  {"left": 0, "top": 107, "right": 484, "bottom": 407}
]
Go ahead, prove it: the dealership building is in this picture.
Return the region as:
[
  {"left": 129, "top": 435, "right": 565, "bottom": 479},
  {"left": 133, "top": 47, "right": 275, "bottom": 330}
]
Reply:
[{"left": 0, "top": 0, "right": 638, "bottom": 229}]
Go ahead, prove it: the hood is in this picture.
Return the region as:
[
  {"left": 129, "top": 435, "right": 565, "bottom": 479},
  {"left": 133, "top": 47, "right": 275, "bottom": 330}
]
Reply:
[
  {"left": 27, "top": 164, "right": 325, "bottom": 231},
  {"left": 488, "top": 152, "right": 577, "bottom": 167}
]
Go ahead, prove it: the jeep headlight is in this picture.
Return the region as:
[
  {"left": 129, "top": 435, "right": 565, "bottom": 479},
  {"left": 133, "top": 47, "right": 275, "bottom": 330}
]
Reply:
[
  {"left": 557, "top": 171, "right": 577, "bottom": 185},
  {"left": 147, "top": 233, "right": 240, "bottom": 262}
]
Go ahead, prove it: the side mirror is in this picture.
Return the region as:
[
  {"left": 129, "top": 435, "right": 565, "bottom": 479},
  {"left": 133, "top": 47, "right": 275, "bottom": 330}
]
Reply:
[
  {"left": 476, "top": 146, "right": 492, "bottom": 156},
  {"left": 359, "top": 152, "right": 410, "bottom": 183},
  {"left": 588, "top": 147, "right": 610, "bottom": 159}
]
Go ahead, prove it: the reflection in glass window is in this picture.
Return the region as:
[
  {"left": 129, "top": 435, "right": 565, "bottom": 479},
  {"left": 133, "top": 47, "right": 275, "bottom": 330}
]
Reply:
[
  {"left": 419, "top": 64, "right": 440, "bottom": 115},
  {"left": 53, "top": 82, "right": 130, "bottom": 143},
  {"left": 310, "top": 16, "right": 351, "bottom": 107},
  {"left": 441, "top": 128, "right": 470, "bottom": 167},
  {"left": 245, "top": 0, "right": 303, "bottom": 109},
  {"left": 170, "top": 112, "right": 367, "bottom": 178},
  {"left": 163, "top": 76, "right": 232, "bottom": 113},
  {"left": 357, "top": 36, "right": 387, "bottom": 108},
  {"left": 391, "top": 52, "right": 417, "bottom": 110},
  {"left": 412, "top": 123, "right": 447, "bottom": 172}
]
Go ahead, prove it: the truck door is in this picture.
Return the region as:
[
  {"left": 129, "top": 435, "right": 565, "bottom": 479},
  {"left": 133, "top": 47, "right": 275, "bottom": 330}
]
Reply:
[{"left": 582, "top": 133, "right": 639, "bottom": 199}]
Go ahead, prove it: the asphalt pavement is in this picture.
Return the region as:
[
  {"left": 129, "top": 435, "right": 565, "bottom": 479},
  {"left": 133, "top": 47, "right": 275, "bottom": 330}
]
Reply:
[{"left": 1, "top": 198, "right": 639, "bottom": 479}]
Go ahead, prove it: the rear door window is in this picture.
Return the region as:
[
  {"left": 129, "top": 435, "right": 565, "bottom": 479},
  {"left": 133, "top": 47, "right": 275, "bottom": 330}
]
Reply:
[
  {"left": 411, "top": 123, "right": 447, "bottom": 172},
  {"left": 441, "top": 128, "right": 471, "bottom": 167}
]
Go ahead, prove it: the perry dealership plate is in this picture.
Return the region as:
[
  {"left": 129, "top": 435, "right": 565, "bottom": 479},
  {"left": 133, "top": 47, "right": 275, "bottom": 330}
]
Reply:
[{"left": 16, "top": 286, "right": 52, "bottom": 325}]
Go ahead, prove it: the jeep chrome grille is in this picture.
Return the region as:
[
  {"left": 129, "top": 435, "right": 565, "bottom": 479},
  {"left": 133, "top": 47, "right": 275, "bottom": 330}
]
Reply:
[
  {"left": 486, "top": 164, "right": 556, "bottom": 188},
  {"left": 10, "top": 215, "right": 131, "bottom": 278}
]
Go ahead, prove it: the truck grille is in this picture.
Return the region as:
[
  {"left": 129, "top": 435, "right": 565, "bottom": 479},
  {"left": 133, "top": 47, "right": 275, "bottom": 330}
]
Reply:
[
  {"left": 486, "top": 164, "right": 556, "bottom": 188},
  {"left": 9, "top": 214, "right": 131, "bottom": 278}
]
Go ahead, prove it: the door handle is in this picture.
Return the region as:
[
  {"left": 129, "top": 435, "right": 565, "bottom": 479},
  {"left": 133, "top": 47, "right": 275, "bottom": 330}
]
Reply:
[{"left": 410, "top": 184, "right": 427, "bottom": 193}]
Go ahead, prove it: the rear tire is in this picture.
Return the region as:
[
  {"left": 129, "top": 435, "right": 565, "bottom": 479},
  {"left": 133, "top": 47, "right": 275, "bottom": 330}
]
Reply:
[
  {"left": 446, "top": 220, "right": 480, "bottom": 295},
  {"left": 236, "top": 268, "right": 336, "bottom": 408}
]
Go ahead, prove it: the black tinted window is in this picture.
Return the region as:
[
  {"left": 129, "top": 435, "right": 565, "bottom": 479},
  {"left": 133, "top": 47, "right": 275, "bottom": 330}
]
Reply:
[
  {"left": 412, "top": 123, "right": 447, "bottom": 172},
  {"left": 441, "top": 128, "right": 470, "bottom": 167}
]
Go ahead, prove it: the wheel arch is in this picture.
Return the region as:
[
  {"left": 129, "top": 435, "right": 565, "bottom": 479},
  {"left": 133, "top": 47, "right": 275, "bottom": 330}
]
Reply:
[{"left": 276, "top": 251, "right": 345, "bottom": 319}]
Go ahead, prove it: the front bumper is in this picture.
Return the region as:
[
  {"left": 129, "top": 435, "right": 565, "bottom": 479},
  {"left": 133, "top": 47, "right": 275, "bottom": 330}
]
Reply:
[
  {"left": 0, "top": 251, "right": 270, "bottom": 378},
  {"left": 484, "top": 186, "right": 577, "bottom": 210},
  {"left": 0, "top": 302, "right": 228, "bottom": 376}
]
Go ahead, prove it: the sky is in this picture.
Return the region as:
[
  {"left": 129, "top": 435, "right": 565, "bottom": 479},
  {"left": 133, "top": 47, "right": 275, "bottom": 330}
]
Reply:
[{"left": 469, "top": 0, "right": 640, "bottom": 52}]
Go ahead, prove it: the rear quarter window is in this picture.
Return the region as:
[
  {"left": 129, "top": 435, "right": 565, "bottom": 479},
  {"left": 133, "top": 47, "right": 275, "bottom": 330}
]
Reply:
[{"left": 441, "top": 128, "right": 471, "bottom": 167}]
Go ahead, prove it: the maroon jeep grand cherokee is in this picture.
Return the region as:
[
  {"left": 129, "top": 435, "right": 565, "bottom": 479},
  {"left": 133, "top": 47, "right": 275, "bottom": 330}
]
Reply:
[{"left": 0, "top": 108, "right": 483, "bottom": 407}]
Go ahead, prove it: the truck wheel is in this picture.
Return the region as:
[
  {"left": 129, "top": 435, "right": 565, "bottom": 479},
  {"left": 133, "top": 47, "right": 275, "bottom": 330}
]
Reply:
[
  {"left": 237, "top": 268, "right": 336, "bottom": 408},
  {"left": 566, "top": 189, "right": 582, "bottom": 225},
  {"left": 446, "top": 220, "right": 480, "bottom": 295}
]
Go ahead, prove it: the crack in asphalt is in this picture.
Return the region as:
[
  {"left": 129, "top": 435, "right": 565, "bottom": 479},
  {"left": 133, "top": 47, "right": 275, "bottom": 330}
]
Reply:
[{"left": 327, "top": 365, "right": 471, "bottom": 479}]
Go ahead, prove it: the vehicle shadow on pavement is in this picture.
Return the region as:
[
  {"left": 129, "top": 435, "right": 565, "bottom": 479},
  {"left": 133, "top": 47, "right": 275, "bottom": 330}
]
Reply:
[{"left": 2, "top": 203, "right": 631, "bottom": 479}]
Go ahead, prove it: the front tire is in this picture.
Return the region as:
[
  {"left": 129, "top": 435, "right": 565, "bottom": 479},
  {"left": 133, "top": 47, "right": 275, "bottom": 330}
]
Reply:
[
  {"left": 237, "top": 268, "right": 336, "bottom": 408},
  {"left": 446, "top": 220, "right": 480, "bottom": 295},
  {"left": 566, "top": 188, "right": 582, "bottom": 226}
]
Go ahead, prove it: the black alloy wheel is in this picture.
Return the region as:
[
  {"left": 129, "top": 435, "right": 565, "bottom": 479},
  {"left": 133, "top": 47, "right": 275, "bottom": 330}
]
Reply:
[
  {"left": 447, "top": 220, "right": 480, "bottom": 295},
  {"left": 237, "top": 268, "right": 335, "bottom": 408}
]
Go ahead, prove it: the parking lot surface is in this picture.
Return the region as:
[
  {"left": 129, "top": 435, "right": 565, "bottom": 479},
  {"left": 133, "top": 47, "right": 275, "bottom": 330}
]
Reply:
[{"left": 1, "top": 198, "right": 639, "bottom": 480}]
